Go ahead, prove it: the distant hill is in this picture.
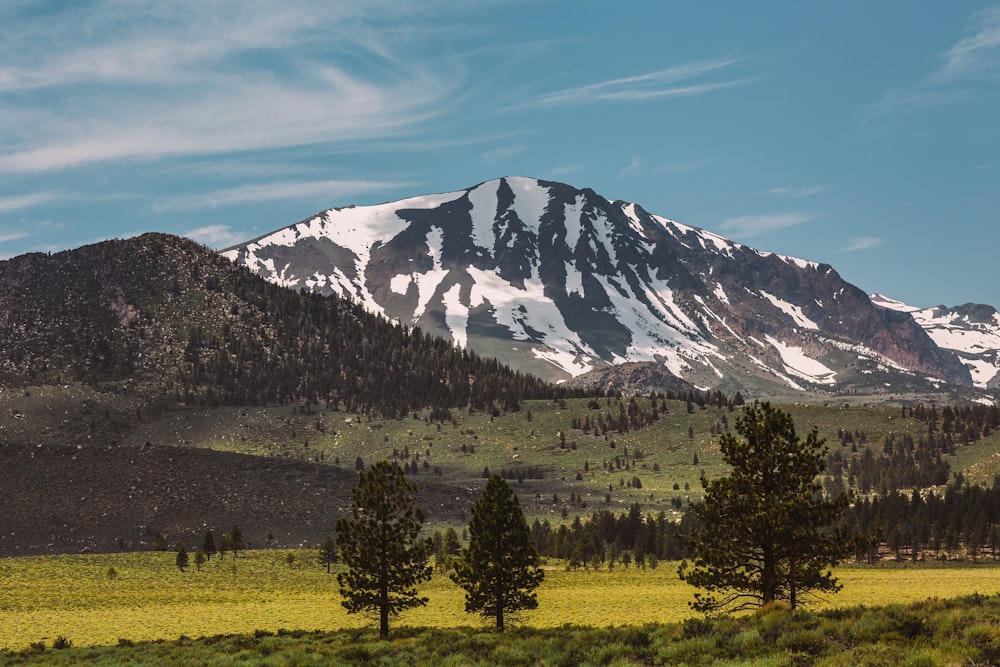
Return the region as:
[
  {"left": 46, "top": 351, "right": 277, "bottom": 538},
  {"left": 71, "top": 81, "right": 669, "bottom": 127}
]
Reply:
[
  {"left": 0, "top": 233, "right": 562, "bottom": 417},
  {"left": 223, "top": 176, "right": 992, "bottom": 400}
]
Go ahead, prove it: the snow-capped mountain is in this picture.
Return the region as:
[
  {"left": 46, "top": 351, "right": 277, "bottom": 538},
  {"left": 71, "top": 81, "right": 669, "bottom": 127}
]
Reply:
[
  {"left": 871, "top": 295, "right": 1000, "bottom": 389},
  {"left": 223, "top": 176, "right": 976, "bottom": 397}
]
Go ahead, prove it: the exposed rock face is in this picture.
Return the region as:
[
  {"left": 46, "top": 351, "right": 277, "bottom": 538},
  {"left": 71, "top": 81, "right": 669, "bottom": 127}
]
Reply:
[
  {"left": 872, "top": 295, "right": 1000, "bottom": 389},
  {"left": 224, "top": 176, "right": 979, "bottom": 396}
]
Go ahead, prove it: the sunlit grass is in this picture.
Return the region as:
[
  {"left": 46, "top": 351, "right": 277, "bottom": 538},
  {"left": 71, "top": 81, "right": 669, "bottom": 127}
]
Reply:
[{"left": 4, "top": 550, "right": 1000, "bottom": 650}]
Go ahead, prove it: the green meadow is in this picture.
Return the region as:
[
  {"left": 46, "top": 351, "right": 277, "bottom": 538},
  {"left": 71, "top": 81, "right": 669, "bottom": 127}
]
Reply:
[
  {"left": 112, "top": 395, "right": 1000, "bottom": 520},
  {"left": 3, "top": 550, "right": 1000, "bottom": 651}
]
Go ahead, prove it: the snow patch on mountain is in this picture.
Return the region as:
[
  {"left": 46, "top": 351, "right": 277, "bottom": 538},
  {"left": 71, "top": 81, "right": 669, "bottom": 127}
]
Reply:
[
  {"left": 468, "top": 179, "right": 502, "bottom": 251},
  {"left": 760, "top": 291, "right": 820, "bottom": 331},
  {"left": 466, "top": 267, "right": 594, "bottom": 376},
  {"left": 765, "top": 335, "right": 837, "bottom": 386},
  {"left": 870, "top": 293, "right": 920, "bottom": 312},
  {"left": 442, "top": 283, "right": 468, "bottom": 349}
]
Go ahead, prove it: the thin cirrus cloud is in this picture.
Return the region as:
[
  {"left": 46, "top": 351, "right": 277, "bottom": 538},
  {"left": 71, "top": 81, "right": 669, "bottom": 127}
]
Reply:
[
  {"left": 931, "top": 6, "right": 1000, "bottom": 83},
  {"left": 618, "top": 157, "right": 642, "bottom": 179},
  {"left": 0, "top": 191, "right": 63, "bottom": 214},
  {"left": 183, "top": 225, "right": 249, "bottom": 250},
  {"left": 840, "top": 236, "right": 883, "bottom": 252},
  {"left": 527, "top": 58, "right": 748, "bottom": 108},
  {"left": 0, "top": 229, "right": 30, "bottom": 244},
  {"left": 481, "top": 145, "right": 527, "bottom": 164},
  {"left": 0, "top": 2, "right": 459, "bottom": 174},
  {"left": 768, "top": 186, "right": 824, "bottom": 198},
  {"left": 718, "top": 213, "right": 814, "bottom": 238},
  {"left": 871, "top": 7, "right": 1000, "bottom": 114},
  {"left": 156, "top": 179, "right": 413, "bottom": 212}
]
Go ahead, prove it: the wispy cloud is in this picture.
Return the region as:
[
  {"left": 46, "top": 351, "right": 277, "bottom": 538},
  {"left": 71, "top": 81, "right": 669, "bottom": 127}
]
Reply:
[
  {"left": 618, "top": 157, "right": 642, "bottom": 179},
  {"left": 156, "top": 179, "right": 411, "bottom": 212},
  {"left": 872, "top": 7, "right": 1000, "bottom": 114},
  {"left": 870, "top": 88, "right": 979, "bottom": 115},
  {"left": 0, "top": 229, "right": 30, "bottom": 244},
  {"left": 0, "top": 191, "right": 64, "bottom": 213},
  {"left": 185, "top": 225, "right": 247, "bottom": 249},
  {"left": 768, "top": 186, "right": 824, "bottom": 198},
  {"left": 718, "top": 213, "right": 814, "bottom": 238},
  {"left": 840, "top": 236, "right": 882, "bottom": 252},
  {"left": 527, "top": 58, "right": 747, "bottom": 108},
  {"left": 0, "top": 2, "right": 460, "bottom": 174},
  {"left": 481, "top": 145, "right": 526, "bottom": 164},
  {"left": 547, "top": 164, "right": 586, "bottom": 178},
  {"left": 932, "top": 7, "right": 1000, "bottom": 83}
]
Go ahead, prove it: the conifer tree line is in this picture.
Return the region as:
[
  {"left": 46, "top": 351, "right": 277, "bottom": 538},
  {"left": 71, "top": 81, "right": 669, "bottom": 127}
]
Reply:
[
  {"left": 528, "top": 474, "right": 1000, "bottom": 568},
  {"left": 527, "top": 505, "right": 690, "bottom": 566},
  {"left": 844, "top": 476, "right": 1000, "bottom": 562}
]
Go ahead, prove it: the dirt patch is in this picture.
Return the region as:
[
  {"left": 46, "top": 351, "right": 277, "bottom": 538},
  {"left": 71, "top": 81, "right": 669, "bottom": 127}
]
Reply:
[{"left": 0, "top": 443, "right": 474, "bottom": 557}]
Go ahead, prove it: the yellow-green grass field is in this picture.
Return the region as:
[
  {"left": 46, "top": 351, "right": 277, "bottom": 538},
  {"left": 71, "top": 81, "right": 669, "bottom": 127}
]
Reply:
[{"left": 3, "top": 550, "right": 1000, "bottom": 650}]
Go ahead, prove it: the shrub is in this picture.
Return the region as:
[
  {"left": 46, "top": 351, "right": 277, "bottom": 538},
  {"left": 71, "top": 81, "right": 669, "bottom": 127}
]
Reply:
[
  {"left": 775, "top": 627, "right": 828, "bottom": 654},
  {"left": 886, "top": 608, "right": 929, "bottom": 640},
  {"left": 52, "top": 636, "right": 73, "bottom": 649},
  {"left": 619, "top": 626, "right": 652, "bottom": 649},
  {"left": 681, "top": 616, "right": 714, "bottom": 639},
  {"left": 965, "top": 623, "right": 1000, "bottom": 665}
]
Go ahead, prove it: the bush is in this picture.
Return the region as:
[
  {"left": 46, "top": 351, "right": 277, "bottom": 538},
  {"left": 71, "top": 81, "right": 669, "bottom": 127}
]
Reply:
[
  {"left": 775, "top": 627, "right": 828, "bottom": 654},
  {"left": 52, "top": 636, "right": 73, "bottom": 650},
  {"left": 619, "top": 626, "right": 652, "bottom": 649},
  {"left": 681, "top": 616, "right": 714, "bottom": 639},
  {"left": 965, "top": 623, "right": 1000, "bottom": 665}
]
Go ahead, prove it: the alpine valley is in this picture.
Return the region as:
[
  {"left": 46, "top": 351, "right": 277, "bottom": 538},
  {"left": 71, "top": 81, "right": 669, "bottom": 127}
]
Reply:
[{"left": 225, "top": 176, "right": 1000, "bottom": 401}]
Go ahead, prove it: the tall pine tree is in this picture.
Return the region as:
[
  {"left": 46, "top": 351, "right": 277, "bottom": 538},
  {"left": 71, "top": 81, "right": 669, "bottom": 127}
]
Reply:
[
  {"left": 451, "top": 474, "right": 544, "bottom": 631},
  {"left": 336, "top": 461, "right": 432, "bottom": 639},
  {"left": 679, "top": 402, "right": 861, "bottom": 612}
]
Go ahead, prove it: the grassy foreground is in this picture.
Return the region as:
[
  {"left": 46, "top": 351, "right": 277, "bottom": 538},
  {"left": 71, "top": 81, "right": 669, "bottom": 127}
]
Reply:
[
  {"left": 4, "top": 551, "right": 1000, "bottom": 657},
  {"left": 4, "top": 594, "right": 1000, "bottom": 666}
]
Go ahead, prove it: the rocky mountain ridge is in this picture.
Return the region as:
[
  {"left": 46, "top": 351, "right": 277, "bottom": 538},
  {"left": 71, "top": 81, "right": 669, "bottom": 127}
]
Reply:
[{"left": 224, "top": 176, "right": 993, "bottom": 399}]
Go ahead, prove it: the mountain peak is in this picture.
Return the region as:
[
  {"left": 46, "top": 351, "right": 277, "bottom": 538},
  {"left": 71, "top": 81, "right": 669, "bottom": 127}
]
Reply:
[{"left": 223, "top": 178, "right": 986, "bottom": 398}]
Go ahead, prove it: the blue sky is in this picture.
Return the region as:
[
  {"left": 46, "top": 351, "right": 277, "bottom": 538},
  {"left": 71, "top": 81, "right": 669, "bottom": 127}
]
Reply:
[{"left": 1, "top": 1, "right": 998, "bottom": 308}]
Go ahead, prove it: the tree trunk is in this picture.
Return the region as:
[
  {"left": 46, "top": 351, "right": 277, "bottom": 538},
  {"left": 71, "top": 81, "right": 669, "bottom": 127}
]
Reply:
[
  {"left": 380, "top": 584, "right": 389, "bottom": 640},
  {"left": 496, "top": 587, "right": 505, "bottom": 631},
  {"left": 761, "top": 542, "right": 776, "bottom": 605}
]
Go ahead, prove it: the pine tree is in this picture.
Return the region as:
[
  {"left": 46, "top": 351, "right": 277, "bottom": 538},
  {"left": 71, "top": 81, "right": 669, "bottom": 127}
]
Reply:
[
  {"left": 229, "top": 524, "right": 244, "bottom": 558},
  {"left": 194, "top": 548, "right": 206, "bottom": 571},
  {"left": 679, "top": 402, "right": 862, "bottom": 612},
  {"left": 202, "top": 530, "right": 217, "bottom": 561},
  {"left": 336, "top": 461, "right": 432, "bottom": 639},
  {"left": 175, "top": 544, "right": 189, "bottom": 572},
  {"left": 451, "top": 475, "right": 544, "bottom": 631},
  {"left": 318, "top": 535, "right": 338, "bottom": 573}
]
